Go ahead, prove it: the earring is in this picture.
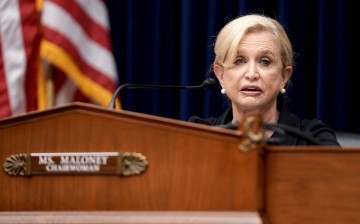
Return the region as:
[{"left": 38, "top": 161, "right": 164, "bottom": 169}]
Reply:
[
  {"left": 221, "top": 89, "right": 226, "bottom": 95},
  {"left": 280, "top": 88, "right": 286, "bottom": 94}
]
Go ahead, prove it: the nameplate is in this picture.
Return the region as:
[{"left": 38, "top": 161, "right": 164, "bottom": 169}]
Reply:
[{"left": 2, "top": 152, "right": 148, "bottom": 177}]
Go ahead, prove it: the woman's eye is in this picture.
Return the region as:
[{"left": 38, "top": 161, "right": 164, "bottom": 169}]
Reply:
[
  {"left": 260, "top": 58, "right": 271, "bottom": 65},
  {"left": 234, "top": 57, "right": 245, "bottom": 65}
]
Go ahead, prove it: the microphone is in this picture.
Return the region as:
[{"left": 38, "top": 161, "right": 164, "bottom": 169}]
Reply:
[
  {"left": 264, "top": 123, "right": 323, "bottom": 145},
  {"left": 108, "top": 78, "right": 217, "bottom": 109},
  {"left": 216, "top": 122, "right": 324, "bottom": 145}
]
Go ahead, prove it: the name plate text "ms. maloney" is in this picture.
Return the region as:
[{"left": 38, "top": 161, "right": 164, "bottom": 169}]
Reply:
[{"left": 2, "top": 152, "right": 148, "bottom": 177}]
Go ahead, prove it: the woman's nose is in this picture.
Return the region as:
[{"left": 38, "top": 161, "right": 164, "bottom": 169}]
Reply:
[{"left": 244, "top": 63, "right": 259, "bottom": 80}]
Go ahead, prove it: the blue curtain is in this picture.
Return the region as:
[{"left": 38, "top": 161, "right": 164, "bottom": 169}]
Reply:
[{"left": 106, "top": 0, "right": 359, "bottom": 133}]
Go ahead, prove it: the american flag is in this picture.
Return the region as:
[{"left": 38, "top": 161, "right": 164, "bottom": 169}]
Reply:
[
  {"left": 0, "top": 0, "right": 118, "bottom": 118},
  {"left": 0, "top": 0, "right": 40, "bottom": 117}
]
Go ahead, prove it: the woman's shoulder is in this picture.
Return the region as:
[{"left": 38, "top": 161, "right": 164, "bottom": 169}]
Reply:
[
  {"left": 279, "top": 109, "right": 340, "bottom": 146},
  {"left": 188, "top": 107, "right": 233, "bottom": 126},
  {"left": 187, "top": 115, "right": 219, "bottom": 125}
]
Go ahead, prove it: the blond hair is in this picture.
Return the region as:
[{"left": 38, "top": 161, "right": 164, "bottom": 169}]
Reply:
[{"left": 214, "top": 14, "right": 293, "bottom": 68}]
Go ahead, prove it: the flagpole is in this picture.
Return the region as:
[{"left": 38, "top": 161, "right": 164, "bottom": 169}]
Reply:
[
  {"left": 38, "top": 59, "right": 54, "bottom": 109},
  {"left": 44, "top": 61, "right": 54, "bottom": 108}
]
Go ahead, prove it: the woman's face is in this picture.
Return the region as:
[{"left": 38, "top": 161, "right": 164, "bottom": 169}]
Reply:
[{"left": 214, "top": 30, "right": 292, "bottom": 112}]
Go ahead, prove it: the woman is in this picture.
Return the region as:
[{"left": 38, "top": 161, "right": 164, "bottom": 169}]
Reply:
[{"left": 189, "top": 14, "right": 340, "bottom": 146}]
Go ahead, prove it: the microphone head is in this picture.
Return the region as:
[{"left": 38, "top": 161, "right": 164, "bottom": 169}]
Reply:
[{"left": 201, "top": 78, "right": 216, "bottom": 89}]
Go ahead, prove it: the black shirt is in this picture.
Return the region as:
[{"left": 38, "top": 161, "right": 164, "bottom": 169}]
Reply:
[{"left": 188, "top": 107, "right": 340, "bottom": 146}]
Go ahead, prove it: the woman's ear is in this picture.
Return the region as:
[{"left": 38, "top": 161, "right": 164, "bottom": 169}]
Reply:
[
  {"left": 214, "top": 65, "right": 224, "bottom": 87},
  {"left": 282, "top": 66, "right": 292, "bottom": 85}
]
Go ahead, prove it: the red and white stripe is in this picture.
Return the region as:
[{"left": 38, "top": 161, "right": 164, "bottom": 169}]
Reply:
[
  {"left": 41, "top": 0, "right": 118, "bottom": 106},
  {"left": 0, "top": 0, "right": 39, "bottom": 117},
  {"left": 0, "top": 0, "right": 118, "bottom": 119}
]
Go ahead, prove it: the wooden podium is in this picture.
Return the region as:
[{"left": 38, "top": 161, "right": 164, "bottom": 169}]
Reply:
[{"left": 0, "top": 102, "right": 359, "bottom": 224}]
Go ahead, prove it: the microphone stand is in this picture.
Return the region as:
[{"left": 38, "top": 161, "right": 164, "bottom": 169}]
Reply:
[
  {"left": 217, "top": 122, "right": 324, "bottom": 145},
  {"left": 108, "top": 78, "right": 216, "bottom": 109}
]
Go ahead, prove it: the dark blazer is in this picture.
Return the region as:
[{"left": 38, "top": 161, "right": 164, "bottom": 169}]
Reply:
[{"left": 188, "top": 107, "right": 340, "bottom": 146}]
